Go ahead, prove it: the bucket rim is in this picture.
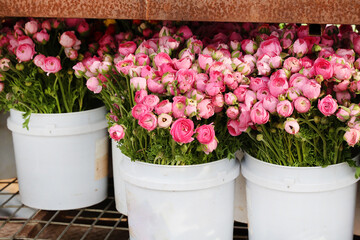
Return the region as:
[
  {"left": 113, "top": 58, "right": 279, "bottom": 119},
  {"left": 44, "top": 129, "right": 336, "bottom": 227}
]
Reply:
[{"left": 9, "top": 105, "right": 106, "bottom": 117}]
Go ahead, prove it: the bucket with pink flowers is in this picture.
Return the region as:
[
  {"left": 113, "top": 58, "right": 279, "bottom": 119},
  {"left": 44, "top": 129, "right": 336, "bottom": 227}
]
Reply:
[
  {"left": 0, "top": 18, "right": 108, "bottom": 210},
  {"left": 74, "top": 21, "right": 245, "bottom": 239}
]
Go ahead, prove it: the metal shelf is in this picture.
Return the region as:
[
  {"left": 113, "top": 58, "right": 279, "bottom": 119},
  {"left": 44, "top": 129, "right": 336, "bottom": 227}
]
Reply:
[{"left": 0, "top": 178, "right": 249, "bottom": 239}]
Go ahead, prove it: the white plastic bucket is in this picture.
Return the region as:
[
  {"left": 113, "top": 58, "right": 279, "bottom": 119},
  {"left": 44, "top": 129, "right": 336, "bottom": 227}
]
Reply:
[
  {"left": 241, "top": 153, "right": 359, "bottom": 240},
  {"left": 121, "top": 158, "right": 240, "bottom": 240},
  {"left": 111, "top": 139, "right": 129, "bottom": 215},
  {"left": 0, "top": 112, "right": 16, "bottom": 179},
  {"left": 233, "top": 150, "right": 248, "bottom": 223},
  {"left": 7, "top": 106, "right": 109, "bottom": 210}
]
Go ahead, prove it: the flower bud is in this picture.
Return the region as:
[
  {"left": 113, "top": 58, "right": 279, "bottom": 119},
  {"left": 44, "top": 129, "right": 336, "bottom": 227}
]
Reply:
[{"left": 16, "top": 63, "right": 24, "bottom": 71}]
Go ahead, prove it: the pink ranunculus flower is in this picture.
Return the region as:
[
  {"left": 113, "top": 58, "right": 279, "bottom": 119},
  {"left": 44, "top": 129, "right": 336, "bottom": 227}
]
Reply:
[
  {"left": 0, "top": 82, "right": 4, "bottom": 92},
  {"left": 226, "top": 106, "right": 240, "bottom": 119},
  {"left": 318, "top": 95, "right": 338, "bottom": 116},
  {"left": 302, "top": 80, "right": 321, "bottom": 100},
  {"left": 130, "top": 77, "right": 147, "bottom": 90},
  {"left": 118, "top": 41, "right": 137, "bottom": 56},
  {"left": 205, "top": 81, "right": 222, "bottom": 97},
  {"left": 233, "top": 86, "right": 248, "bottom": 102},
  {"left": 336, "top": 91, "right": 351, "bottom": 104},
  {"left": 177, "top": 25, "right": 193, "bottom": 40},
  {"left": 176, "top": 69, "right": 196, "bottom": 94},
  {"left": 77, "top": 20, "right": 90, "bottom": 35},
  {"left": 170, "top": 118, "right": 195, "bottom": 143},
  {"left": 227, "top": 119, "right": 243, "bottom": 136},
  {"left": 138, "top": 112, "right": 157, "bottom": 131},
  {"left": 263, "top": 95, "right": 279, "bottom": 113},
  {"left": 158, "top": 113, "right": 173, "bottom": 128},
  {"left": 86, "top": 77, "right": 102, "bottom": 93},
  {"left": 131, "top": 104, "right": 150, "bottom": 120},
  {"left": 250, "top": 106, "right": 270, "bottom": 125},
  {"left": 344, "top": 128, "right": 360, "bottom": 147},
  {"left": 269, "top": 56, "right": 282, "bottom": 69},
  {"left": 198, "top": 54, "right": 214, "bottom": 71},
  {"left": 293, "top": 96, "right": 311, "bottom": 113},
  {"left": 134, "top": 89, "right": 148, "bottom": 104},
  {"left": 196, "top": 124, "right": 215, "bottom": 145},
  {"left": 115, "top": 59, "right": 134, "bottom": 75},
  {"left": 333, "top": 63, "right": 352, "bottom": 81},
  {"left": 268, "top": 77, "right": 289, "bottom": 97},
  {"left": 289, "top": 73, "right": 309, "bottom": 89},
  {"left": 109, "top": 124, "right": 125, "bottom": 141},
  {"left": 256, "top": 60, "right": 271, "bottom": 76},
  {"left": 287, "top": 87, "right": 301, "bottom": 101},
  {"left": 16, "top": 44, "right": 35, "bottom": 62},
  {"left": 202, "top": 138, "right": 218, "bottom": 155},
  {"left": 283, "top": 57, "right": 302, "bottom": 73},
  {"left": 135, "top": 53, "right": 150, "bottom": 66},
  {"left": 336, "top": 108, "right": 351, "bottom": 122},
  {"left": 284, "top": 118, "right": 300, "bottom": 135},
  {"left": 277, "top": 100, "right": 294, "bottom": 117},
  {"left": 314, "top": 58, "right": 334, "bottom": 80},
  {"left": 244, "top": 90, "right": 257, "bottom": 109},
  {"left": 143, "top": 94, "right": 160, "bottom": 111},
  {"left": 154, "top": 52, "right": 172, "bottom": 68},
  {"left": 33, "top": 54, "right": 46, "bottom": 68},
  {"left": 353, "top": 34, "right": 360, "bottom": 55},
  {"left": 147, "top": 78, "right": 166, "bottom": 94},
  {"left": 34, "top": 30, "right": 50, "bottom": 44},
  {"left": 224, "top": 92, "right": 238, "bottom": 105},
  {"left": 59, "top": 31, "right": 77, "bottom": 48},
  {"left": 41, "top": 57, "right": 62, "bottom": 74},
  {"left": 172, "top": 96, "right": 187, "bottom": 119},
  {"left": 24, "top": 20, "right": 38, "bottom": 35},
  {"left": 256, "top": 87, "right": 270, "bottom": 101},
  {"left": 292, "top": 38, "right": 308, "bottom": 58},
  {"left": 64, "top": 48, "right": 78, "bottom": 60},
  {"left": 249, "top": 77, "right": 267, "bottom": 92},
  {"left": 197, "top": 99, "right": 215, "bottom": 119},
  {"left": 173, "top": 57, "right": 192, "bottom": 70},
  {"left": 155, "top": 99, "right": 172, "bottom": 115},
  {"left": 336, "top": 49, "right": 355, "bottom": 64},
  {"left": 259, "top": 38, "right": 282, "bottom": 57},
  {"left": 212, "top": 94, "right": 224, "bottom": 108},
  {"left": 241, "top": 39, "right": 257, "bottom": 54}
]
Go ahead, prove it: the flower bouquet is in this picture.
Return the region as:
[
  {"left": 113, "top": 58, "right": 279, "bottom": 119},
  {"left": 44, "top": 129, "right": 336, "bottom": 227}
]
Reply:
[
  {"left": 74, "top": 21, "right": 245, "bottom": 239},
  {"left": 0, "top": 18, "right": 109, "bottom": 210},
  {"left": 222, "top": 23, "right": 360, "bottom": 239}
]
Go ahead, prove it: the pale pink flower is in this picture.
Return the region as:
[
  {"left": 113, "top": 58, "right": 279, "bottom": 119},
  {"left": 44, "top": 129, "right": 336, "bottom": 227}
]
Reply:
[
  {"left": 344, "top": 128, "right": 360, "bottom": 147},
  {"left": 250, "top": 106, "right": 270, "bottom": 124},
  {"left": 147, "top": 78, "right": 165, "bottom": 94},
  {"left": 170, "top": 118, "right": 195, "bottom": 143},
  {"left": 59, "top": 31, "right": 77, "bottom": 48},
  {"left": 138, "top": 112, "right": 157, "bottom": 131},
  {"left": 142, "top": 95, "right": 160, "bottom": 111},
  {"left": 41, "top": 57, "right": 62, "bottom": 74},
  {"left": 258, "top": 38, "right": 282, "bottom": 57},
  {"left": 16, "top": 44, "right": 35, "bottom": 62},
  {"left": 109, "top": 124, "right": 125, "bottom": 141},
  {"left": 233, "top": 86, "right": 248, "bottom": 102},
  {"left": 293, "top": 96, "right": 311, "bottom": 113},
  {"left": 256, "top": 87, "right": 270, "bottom": 101},
  {"left": 333, "top": 63, "right": 352, "bottom": 81},
  {"left": 241, "top": 39, "right": 257, "bottom": 54},
  {"left": 277, "top": 100, "right": 294, "bottom": 117},
  {"left": 24, "top": 20, "right": 38, "bottom": 35},
  {"left": 205, "top": 81, "right": 222, "bottom": 97},
  {"left": 226, "top": 106, "right": 239, "bottom": 119},
  {"left": 131, "top": 104, "right": 150, "bottom": 120},
  {"left": 249, "top": 77, "right": 267, "bottom": 92},
  {"left": 33, "top": 54, "right": 46, "bottom": 68},
  {"left": 336, "top": 91, "right": 351, "bottom": 104},
  {"left": 176, "top": 69, "right": 196, "bottom": 94},
  {"left": 115, "top": 59, "right": 134, "bottom": 75},
  {"left": 302, "top": 80, "right": 321, "bottom": 100},
  {"left": 86, "top": 77, "right": 102, "bottom": 93},
  {"left": 197, "top": 99, "right": 215, "bottom": 119},
  {"left": 64, "top": 48, "right": 78, "bottom": 60},
  {"left": 318, "top": 95, "right": 338, "bottom": 116},
  {"left": 34, "top": 30, "right": 50, "bottom": 44},
  {"left": 283, "top": 57, "right": 302, "bottom": 73},
  {"left": 284, "top": 118, "right": 300, "bottom": 134},
  {"left": 269, "top": 56, "right": 282, "bottom": 69},
  {"left": 224, "top": 92, "right": 238, "bottom": 105},
  {"left": 336, "top": 49, "right": 355, "bottom": 64},
  {"left": 130, "top": 77, "right": 147, "bottom": 90},
  {"left": 287, "top": 87, "right": 301, "bottom": 101},
  {"left": 245, "top": 90, "right": 257, "bottom": 108},
  {"left": 202, "top": 139, "right": 218, "bottom": 155},
  {"left": 336, "top": 108, "right": 350, "bottom": 122},
  {"left": 155, "top": 100, "right": 172, "bottom": 115},
  {"left": 154, "top": 52, "right": 172, "bottom": 68},
  {"left": 173, "top": 57, "right": 192, "bottom": 70},
  {"left": 134, "top": 90, "right": 148, "bottom": 104},
  {"left": 172, "top": 96, "right": 187, "bottom": 119},
  {"left": 289, "top": 73, "right": 309, "bottom": 89},
  {"left": 73, "top": 62, "right": 86, "bottom": 78},
  {"left": 256, "top": 60, "right": 271, "bottom": 76},
  {"left": 212, "top": 94, "right": 224, "bottom": 108},
  {"left": 158, "top": 113, "right": 173, "bottom": 128},
  {"left": 198, "top": 54, "right": 213, "bottom": 70},
  {"left": 349, "top": 104, "right": 360, "bottom": 117},
  {"left": 293, "top": 38, "right": 308, "bottom": 58}
]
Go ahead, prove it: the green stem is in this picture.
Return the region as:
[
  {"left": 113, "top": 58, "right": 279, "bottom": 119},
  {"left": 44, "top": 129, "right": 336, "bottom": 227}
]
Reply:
[
  {"left": 295, "top": 138, "right": 302, "bottom": 164},
  {"left": 57, "top": 74, "right": 70, "bottom": 112},
  {"left": 260, "top": 125, "right": 283, "bottom": 163},
  {"left": 53, "top": 76, "right": 62, "bottom": 113}
]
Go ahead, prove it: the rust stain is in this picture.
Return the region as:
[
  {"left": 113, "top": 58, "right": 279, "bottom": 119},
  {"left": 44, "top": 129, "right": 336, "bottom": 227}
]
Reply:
[{"left": 0, "top": 0, "right": 360, "bottom": 24}]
